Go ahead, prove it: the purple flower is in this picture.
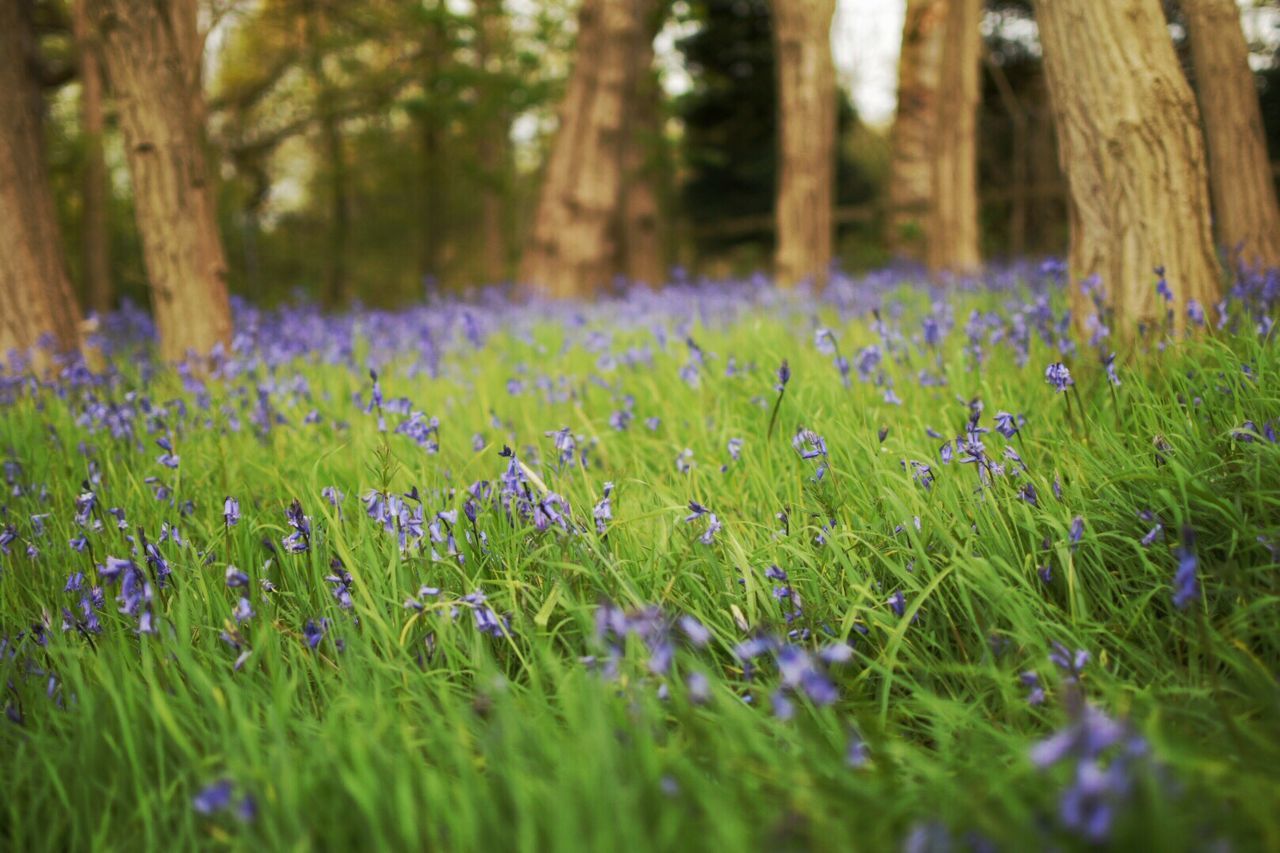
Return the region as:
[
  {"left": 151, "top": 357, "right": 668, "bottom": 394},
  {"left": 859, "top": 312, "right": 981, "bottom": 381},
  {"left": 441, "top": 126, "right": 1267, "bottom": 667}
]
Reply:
[
  {"left": 1103, "top": 353, "right": 1120, "bottom": 386},
  {"left": 303, "top": 618, "right": 327, "bottom": 650},
  {"left": 1173, "top": 526, "right": 1198, "bottom": 610},
  {"left": 686, "top": 671, "right": 710, "bottom": 704},
  {"left": 282, "top": 500, "right": 311, "bottom": 553},
  {"left": 994, "top": 411, "right": 1019, "bottom": 439},
  {"left": 1069, "top": 516, "right": 1084, "bottom": 549},
  {"left": 233, "top": 597, "right": 254, "bottom": 623},
  {"left": 684, "top": 501, "right": 721, "bottom": 545},
  {"left": 593, "top": 482, "right": 614, "bottom": 534},
  {"left": 678, "top": 614, "right": 710, "bottom": 647},
  {"left": 225, "top": 565, "right": 249, "bottom": 588},
  {"left": 888, "top": 590, "right": 906, "bottom": 618},
  {"left": 1020, "top": 671, "right": 1045, "bottom": 705},
  {"left": 775, "top": 359, "right": 791, "bottom": 392},
  {"left": 1045, "top": 362, "right": 1073, "bottom": 392},
  {"left": 1050, "top": 642, "right": 1089, "bottom": 680},
  {"left": 193, "top": 780, "right": 234, "bottom": 815},
  {"left": 155, "top": 437, "right": 180, "bottom": 469}
]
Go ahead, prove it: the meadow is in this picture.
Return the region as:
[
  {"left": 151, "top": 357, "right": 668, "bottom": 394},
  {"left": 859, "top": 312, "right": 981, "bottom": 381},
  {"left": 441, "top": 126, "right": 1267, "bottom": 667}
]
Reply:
[{"left": 2, "top": 263, "right": 1278, "bottom": 851}]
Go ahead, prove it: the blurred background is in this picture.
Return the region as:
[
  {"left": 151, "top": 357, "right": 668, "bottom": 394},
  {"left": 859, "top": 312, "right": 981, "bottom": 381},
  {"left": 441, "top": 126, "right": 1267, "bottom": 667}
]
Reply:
[{"left": 29, "top": 0, "right": 1280, "bottom": 309}]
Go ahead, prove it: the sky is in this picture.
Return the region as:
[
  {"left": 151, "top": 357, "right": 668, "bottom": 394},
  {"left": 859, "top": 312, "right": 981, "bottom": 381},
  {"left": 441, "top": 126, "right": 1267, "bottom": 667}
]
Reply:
[
  {"left": 833, "top": 0, "right": 906, "bottom": 126},
  {"left": 653, "top": 0, "right": 907, "bottom": 127}
]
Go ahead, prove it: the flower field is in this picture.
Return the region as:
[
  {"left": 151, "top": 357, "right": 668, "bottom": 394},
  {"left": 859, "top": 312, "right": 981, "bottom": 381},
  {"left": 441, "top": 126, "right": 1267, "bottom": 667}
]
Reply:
[{"left": 2, "top": 264, "right": 1279, "bottom": 850}]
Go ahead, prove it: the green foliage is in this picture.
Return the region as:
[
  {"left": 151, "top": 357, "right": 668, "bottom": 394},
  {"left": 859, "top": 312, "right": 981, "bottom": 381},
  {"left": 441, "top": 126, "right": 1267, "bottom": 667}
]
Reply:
[{"left": 2, "top": 285, "right": 1278, "bottom": 848}]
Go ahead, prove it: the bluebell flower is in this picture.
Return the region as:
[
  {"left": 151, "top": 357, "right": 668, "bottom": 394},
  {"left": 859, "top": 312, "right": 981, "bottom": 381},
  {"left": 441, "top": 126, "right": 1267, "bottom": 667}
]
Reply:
[
  {"left": 593, "top": 482, "right": 614, "bottom": 534},
  {"left": 193, "top": 780, "right": 234, "bottom": 815},
  {"left": 1103, "top": 353, "right": 1120, "bottom": 386},
  {"left": 1069, "top": 516, "right": 1084, "bottom": 549},
  {"left": 303, "top": 618, "right": 327, "bottom": 650},
  {"left": 1173, "top": 526, "right": 1198, "bottom": 610},
  {"left": 1045, "top": 362, "right": 1073, "bottom": 392}
]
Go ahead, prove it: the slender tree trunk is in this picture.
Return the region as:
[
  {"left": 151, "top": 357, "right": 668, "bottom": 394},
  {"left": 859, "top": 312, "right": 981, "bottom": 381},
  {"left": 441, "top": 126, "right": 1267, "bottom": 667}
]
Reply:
[
  {"left": 73, "top": 0, "right": 113, "bottom": 317},
  {"left": 419, "top": 13, "right": 449, "bottom": 290},
  {"left": 305, "top": 1, "right": 350, "bottom": 307},
  {"left": 0, "top": 0, "right": 84, "bottom": 365},
  {"left": 89, "top": 0, "right": 232, "bottom": 361},
  {"left": 1033, "top": 0, "right": 1221, "bottom": 335},
  {"left": 985, "top": 50, "right": 1029, "bottom": 259},
  {"left": 926, "top": 0, "right": 981, "bottom": 275},
  {"left": 619, "top": 1, "right": 665, "bottom": 288},
  {"left": 520, "top": 0, "right": 647, "bottom": 298},
  {"left": 771, "top": 0, "right": 837, "bottom": 288},
  {"left": 475, "top": 0, "right": 510, "bottom": 284},
  {"left": 887, "top": 0, "right": 945, "bottom": 261},
  {"left": 1184, "top": 0, "right": 1280, "bottom": 269}
]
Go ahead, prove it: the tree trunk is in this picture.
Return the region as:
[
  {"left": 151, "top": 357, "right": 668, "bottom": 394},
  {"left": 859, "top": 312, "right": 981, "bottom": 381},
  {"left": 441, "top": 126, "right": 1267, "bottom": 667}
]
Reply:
[
  {"left": 618, "top": 1, "right": 665, "bottom": 288},
  {"left": 74, "top": 0, "right": 113, "bottom": 317},
  {"left": 89, "top": 0, "right": 232, "bottom": 361},
  {"left": 1184, "top": 0, "right": 1280, "bottom": 269},
  {"left": 926, "top": 0, "right": 981, "bottom": 275},
  {"left": 475, "top": 0, "right": 510, "bottom": 285},
  {"left": 1033, "top": 0, "right": 1221, "bottom": 335},
  {"left": 0, "top": 0, "right": 84, "bottom": 365},
  {"left": 305, "top": 1, "right": 350, "bottom": 307},
  {"left": 519, "top": 0, "right": 647, "bottom": 298},
  {"left": 887, "top": 0, "right": 945, "bottom": 262},
  {"left": 771, "top": 0, "right": 837, "bottom": 288}
]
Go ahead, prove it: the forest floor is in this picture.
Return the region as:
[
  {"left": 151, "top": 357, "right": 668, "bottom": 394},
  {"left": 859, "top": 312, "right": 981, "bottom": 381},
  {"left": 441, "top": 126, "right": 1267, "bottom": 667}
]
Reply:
[{"left": 2, "top": 264, "right": 1278, "bottom": 850}]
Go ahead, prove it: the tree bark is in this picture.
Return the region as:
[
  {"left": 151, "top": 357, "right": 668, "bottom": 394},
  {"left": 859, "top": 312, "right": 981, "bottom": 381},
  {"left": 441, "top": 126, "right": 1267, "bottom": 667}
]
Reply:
[
  {"left": 771, "top": 0, "right": 837, "bottom": 288},
  {"left": 475, "top": 0, "right": 511, "bottom": 284},
  {"left": 887, "top": 0, "right": 945, "bottom": 262},
  {"left": 304, "top": 0, "right": 351, "bottom": 307},
  {"left": 519, "top": 0, "right": 647, "bottom": 298},
  {"left": 926, "top": 0, "right": 981, "bottom": 275},
  {"left": 73, "top": 0, "right": 113, "bottom": 317},
  {"left": 618, "top": 1, "right": 665, "bottom": 288},
  {"left": 89, "top": 0, "right": 232, "bottom": 361},
  {"left": 0, "top": 0, "right": 84, "bottom": 365},
  {"left": 1033, "top": 0, "right": 1221, "bottom": 335},
  {"left": 1184, "top": 0, "right": 1280, "bottom": 269}
]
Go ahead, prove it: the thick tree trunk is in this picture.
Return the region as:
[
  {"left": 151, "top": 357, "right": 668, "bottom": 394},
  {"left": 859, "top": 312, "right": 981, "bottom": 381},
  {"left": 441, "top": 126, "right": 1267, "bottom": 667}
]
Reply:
[
  {"left": 1033, "top": 0, "right": 1221, "bottom": 335},
  {"left": 771, "top": 0, "right": 837, "bottom": 288},
  {"left": 74, "top": 0, "right": 113, "bottom": 317},
  {"left": 926, "top": 0, "right": 981, "bottom": 275},
  {"left": 519, "top": 0, "right": 646, "bottom": 298},
  {"left": 475, "top": 0, "right": 510, "bottom": 285},
  {"left": 89, "top": 0, "right": 232, "bottom": 361},
  {"left": 0, "top": 0, "right": 84, "bottom": 364},
  {"left": 619, "top": 2, "right": 665, "bottom": 288},
  {"left": 887, "top": 0, "right": 945, "bottom": 262},
  {"left": 1184, "top": 0, "right": 1280, "bottom": 269}
]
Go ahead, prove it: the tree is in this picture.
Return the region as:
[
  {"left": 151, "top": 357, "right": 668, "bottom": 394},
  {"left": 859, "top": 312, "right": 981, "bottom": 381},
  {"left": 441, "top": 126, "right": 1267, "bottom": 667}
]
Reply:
[
  {"left": 88, "top": 0, "right": 232, "bottom": 361},
  {"left": 927, "top": 0, "right": 982, "bottom": 274},
  {"left": 771, "top": 0, "right": 837, "bottom": 288},
  {"left": 474, "top": 0, "right": 513, "bottom": 284},
  {"left": 303, "top": 0, "right": 353, "bottom": 307},
  {"left": 1183, "top": 0, "right": 1280, "bottom": 269},
  {"left": 519, "top": 0, "right": 653, "bottom": 298},
  {"left": 73, "top": 0, "right": 113, "bottom": 316},
  {"left": 887, "top": 0, "right": 945, "bottom": 262},
  {"left": 618, "top": 0, "right": 667, "bottom": 287},
  {"left": 0, "top": 0, "right": 84, "bottom": 364},
  {"left": 1033, "top": 0, "right": 1221, "bottom": 334}
]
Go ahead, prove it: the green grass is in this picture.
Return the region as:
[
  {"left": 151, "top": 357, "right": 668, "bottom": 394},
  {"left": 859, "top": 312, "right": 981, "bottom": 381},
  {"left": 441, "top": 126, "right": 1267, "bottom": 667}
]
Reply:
[{"left": 2, "top": 285, "right": 1278, "bottom": 851}]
